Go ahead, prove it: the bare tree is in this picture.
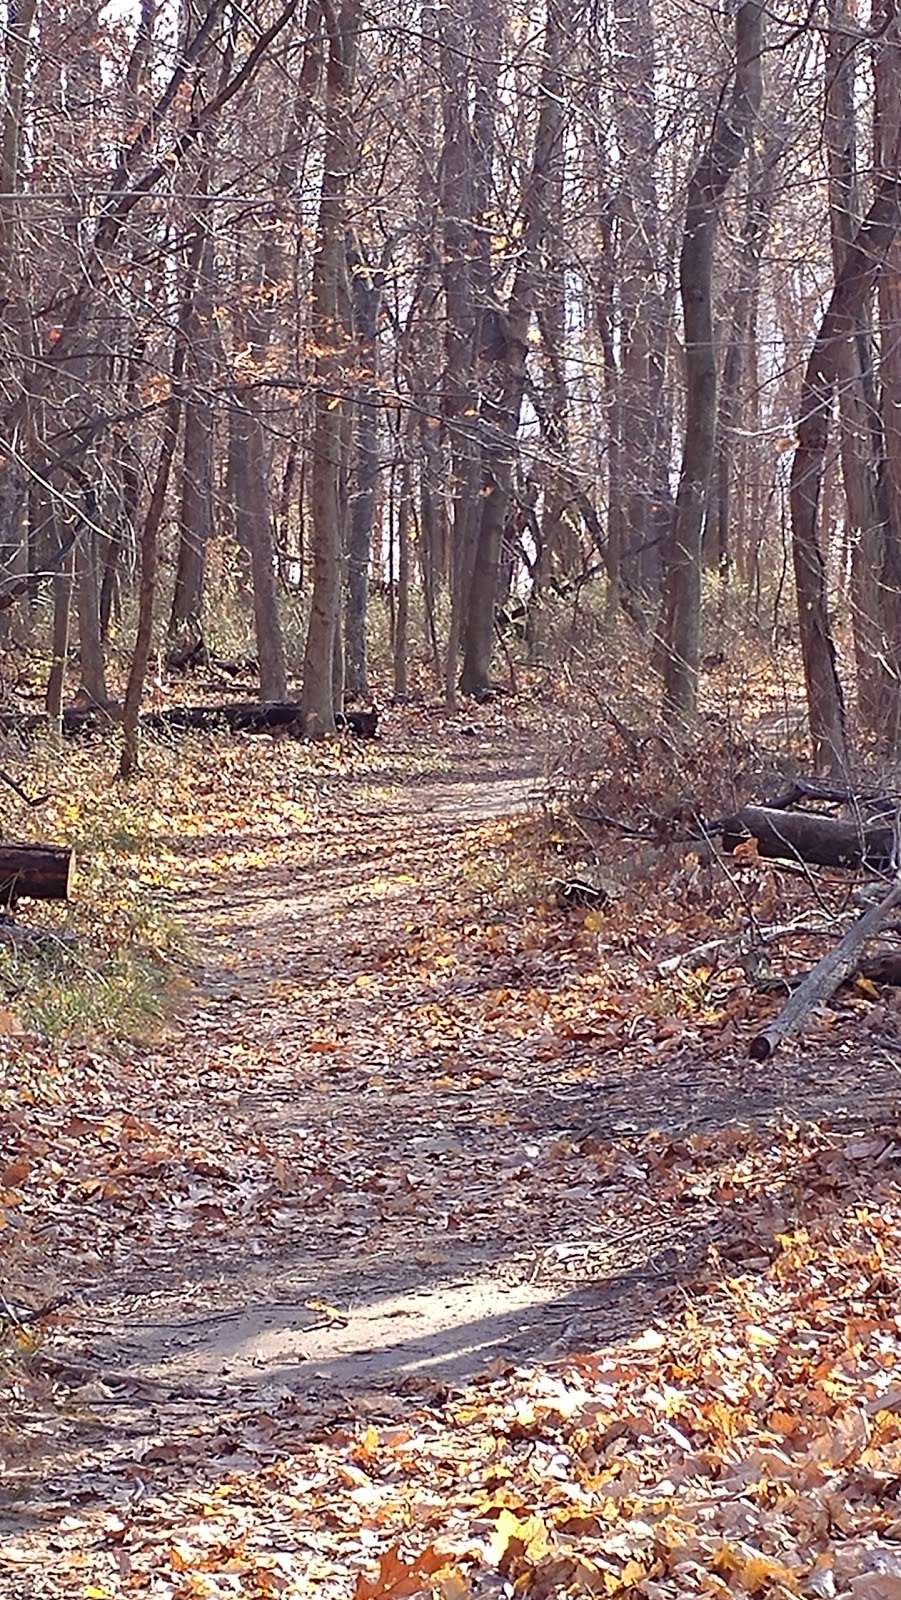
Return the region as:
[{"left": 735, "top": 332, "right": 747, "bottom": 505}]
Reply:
[{"left": 662, "top": 1, "right": 764, "bottom": 716}]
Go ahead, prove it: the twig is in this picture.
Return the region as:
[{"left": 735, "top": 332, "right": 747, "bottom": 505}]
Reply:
[
  {"left": 572, "top": 808, "right": 658, "bottom": 840},
  {"left": 0, "top": 766, "right": 51, "bottom": 807},
  {"left": 0, "top": 1289, "right": 72, "bottom": 1327}
]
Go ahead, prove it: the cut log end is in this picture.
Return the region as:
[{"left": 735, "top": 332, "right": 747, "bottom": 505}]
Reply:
[{"left": 0, "top": 843, "right": 74, "bottom": 905}]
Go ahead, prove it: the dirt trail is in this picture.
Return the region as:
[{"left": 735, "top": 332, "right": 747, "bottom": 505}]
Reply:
[
  {"left": 6, "top": 716, "right": 901, "bottom": 1598},
  {"left": 6, "top": 718, "right": 901, "bottom": 1598},
  {"left": 58, "top": 728, "right": 689, "bottom": 1402},
  {"left": 90, "top": 749, "right": 576, "bottom": 1398}
]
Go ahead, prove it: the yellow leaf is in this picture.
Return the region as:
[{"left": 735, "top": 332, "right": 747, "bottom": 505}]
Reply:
[
  {"left": 746, "top": 1324, "right": 779, "bottom": 1348},
  {"left": 620, "top": 1560, "right": 649, "bottom": 1588},
  {"left": 305, "top": 1297, "right": 347, "bottom": 1322},
  {"left": 489, "top": 1507, "right": 550, "bottom": 1567},
  {"left": 632, "top": 1328, "right": 666, "bottom": 1351}
]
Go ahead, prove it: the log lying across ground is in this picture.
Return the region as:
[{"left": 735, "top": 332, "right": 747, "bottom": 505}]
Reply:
[
  {"left": 720, "top": 804, "right": 896, "bottom": 872},
  {"left": 165, "top": 639, "right": 257, "bottom": 679},
  {"left": 749, "top": 879, "right": 901, "bottom": 1060},
  {"left": 0, "top": 702, "right": 379, "bottom": 740},
  {"left": 142, "top": 702, "right": 379, "bottom": 738},
  {"left": 0, "top": 844, "right": 74, "bottom": 906}
]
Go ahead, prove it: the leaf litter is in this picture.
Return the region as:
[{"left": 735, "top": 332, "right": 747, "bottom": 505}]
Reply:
[{"left": 0, "top": 700, "right": 900, "bottom": 1597}]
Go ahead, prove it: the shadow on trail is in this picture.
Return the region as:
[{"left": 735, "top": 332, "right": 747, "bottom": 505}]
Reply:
[
  {"left": 4, "top": 1140, "right": 885, "bottom": 1538},
  {"left": 9, "top": 729, "right": 900, "bottom": 1546}
]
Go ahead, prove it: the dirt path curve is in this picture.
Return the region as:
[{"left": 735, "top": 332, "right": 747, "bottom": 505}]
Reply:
[
  {"left": 101, "top": 741, "right": 567, "bottom": 1399},
  {"left": 14, "top": 707, "right": 754, "bottom": 1485},
  {"left": 12, "top": 714, "right": 893, "bottom": 1594},
  {"left": 22, "top": 719, "right": 666, "bottom": 1449},
  {"left": 16, "top": 710, "right": 688, "bottom": 1501}
]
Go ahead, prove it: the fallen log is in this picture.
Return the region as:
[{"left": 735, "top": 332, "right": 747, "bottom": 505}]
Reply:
[
  {"left": 0, "top": 702, "right": 379, "bottom": 740},
  {"left": 165, "top": 639, "right": 257, "bottom": 680},
  {"left": 0, "top": 844, "right": 74, "bottom": 907},
  {"left": 749, "top": 879, "right": 901, "bottom": 1060},
  {"left": 858, "top": 951, "right": 901, "bottom": 986},
  {"left": 142, "top": 702, "right": 379, "bottom": 739},
  {"left": 720, "top": 805, "right": 896, "bottom": 872},
  {"left": 767, "top": 778, "right": 891, "bottom": 812}
]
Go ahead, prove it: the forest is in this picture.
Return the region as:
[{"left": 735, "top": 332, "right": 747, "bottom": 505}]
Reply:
[{"left": 2, "top": 0, "right": 901, "bottom": 1595}]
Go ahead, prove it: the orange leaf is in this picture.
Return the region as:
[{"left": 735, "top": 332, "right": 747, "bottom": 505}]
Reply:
[
  {"left": 733, "top": 836, "right": 761, "bottom": 864},
  {"left": 0, "top": 1158, "right": 30, "bottom": 1187},
  {"left": 354, "top": 1543, "right": 448, "bottom": 1600}
]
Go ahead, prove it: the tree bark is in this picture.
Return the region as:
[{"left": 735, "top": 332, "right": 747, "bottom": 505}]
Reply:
[
  {"left": 235, "top": 0, "right": 322, "bottom": 699},
  {"left": 75, "top": 490, "right": 109, "bottom": 707},
  {"left": 169, "top": 171, "right": 217, "bottom": 649},
  {"left": 875, "top": 0, "right": 901, "bottom": 745},
  {"left": 459, "top": 0, "right": 566, "bottom": 696},
  {"left": 300, "top": 0, "right": 361, "bottom": 735},
  {"left": 344, "top": 236, "right": 382, "bottom": 698},
  {"left": 612, "top": 0, "right": 668, "bottom": 594},
  {"left": 720, "top": 804, "right": 898, "bottom": 871},
  {"left": 46, "top": 528, "right": 74, "bottom": 725},
  {"left": 790, "top": 176, "right": 901, "bottom": 772},
  {"left": 706, "top": 133, "right": 780, "bottom": 579},
  {"left": 662, "top": 2, "right": 764, "bottom": 716},
  {"left": 120, "top": 279, "right": 191, "bottom": 777},
  {"left": 142, "top": 701, "right": 378, "bottom": 737},
  {"left": 0, "top": 845, "right": 74, "bottom": 907},
  {"left": 0, "top": 0, "right": 37, "bottom": 294},
  {"left": 393, "top": 447, "right": 411, "bottom": 699},
  {"left": 439, "top": 0, "right": 490, "bottom": 706},
  {"left": 749, "top": 879, "right": 901, "bottom": 1061},
  {"left": 824, "top": 0, "right": 887, "bottom": 728}
]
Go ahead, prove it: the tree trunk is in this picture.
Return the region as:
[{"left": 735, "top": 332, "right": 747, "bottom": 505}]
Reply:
[
  {"left": 707, "top": 134, "right": 780, "bottom": 580},
  {"left": 120, "top": 279, "right": 191, "bottom": 777},
  {"left": 233, "top": 0, "right": 322, "bottom": 698},
  {"left": 300, "top": 0, "right": 361, "bottom": 736},
  {"left": 721, "top": 804, "right": 897, "bottom": 871},
  {"left": 169, "top": 185, "right": 216, "bottom": 649},
  {"left": 612, "top": 0, "right": 667, "bottom": 595},
  {"left": 439, "top": 0, "right": 488, "bottom": 705},
  {"left": 415, "top": 0, "right": 446, "bottom": 688},
  {"left": 232, "top": 401, "right": 288, "bottom": 700},
  {"left": 46, "top": 529, "right": 73, "bottom": 725},
  {"left": 0, "top": 845, "right": 74, "bottom": 907},
  {"left": 749, "top": 881, "right": 901, "bottom": 1061},
  {"left": 875, "top": 0, "right": 901, "bottom": 746},
  {"left": 101, "top": 426, "right": 141, "bottom": 643},
  {"left": 393, "top": 448, "right": 411, "bottom": 699},
  {"left": 0, "top": 0, "right": 37, "bottom": 294},
  {"left": 825, "top": 0, "right": 887, "bottom": 728},
  {"left": 75, "top": 490, "right": 109, "bottom": 707},
  {"left": 459, "top": 0, "right": 566, "bottom": 696},
  {"left": 662, "top": 1, "right": 764, "bottom": 716},
  {"left": 344, "top": 236, "right": 382, "bottom": 698},
  {"left": 790, "top": 178, "right": 901, "bottom": 771}
]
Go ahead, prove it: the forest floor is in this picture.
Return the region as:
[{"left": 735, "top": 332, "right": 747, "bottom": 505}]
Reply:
[{"left": 2, "top": 699, "right": 901, "bottom": 1598}]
